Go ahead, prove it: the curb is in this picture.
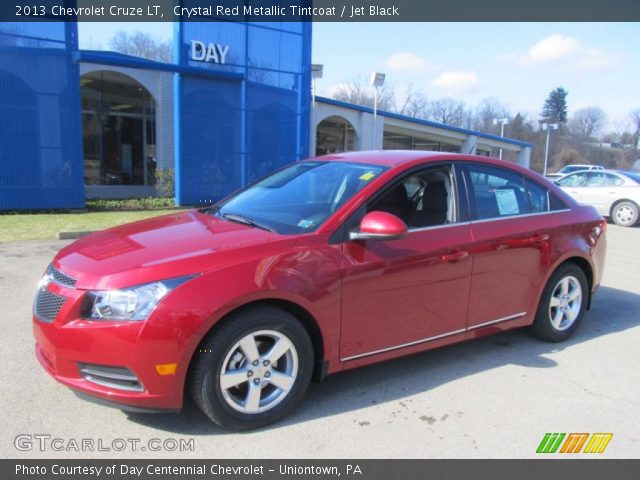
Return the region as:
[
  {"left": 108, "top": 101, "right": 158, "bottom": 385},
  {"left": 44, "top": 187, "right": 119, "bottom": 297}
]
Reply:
[{"left": 58, "top": 231, "right": 94, "bottom": 240}]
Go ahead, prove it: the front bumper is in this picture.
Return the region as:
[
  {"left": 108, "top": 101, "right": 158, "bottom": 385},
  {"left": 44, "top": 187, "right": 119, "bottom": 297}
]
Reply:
[{"left": 32, "top": 280, "right": 187, "bottom": 411}]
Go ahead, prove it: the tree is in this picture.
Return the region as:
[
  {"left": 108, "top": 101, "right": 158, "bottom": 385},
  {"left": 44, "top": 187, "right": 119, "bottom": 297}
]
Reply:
[
  {"left": 427, "top": 98, "right": 467, "bottom": 127},
  {"left": 330, "top": 76, "right": 393, "bottom": 111},
  {"left": 541, "top": 87, "right": 568, "bottom": 124},
  {"left": 109, "top": 31, "right": 172, "bottom": 63},
  {"left": 474, "top": 97, "right": 510, "bottom": 133},
  {"left": 630, "top": 109, "right": 640, "bottom": 149},
  {"left": 570, "top": 107, "right": 607, "bottom": 139},
  {"left": 388, "top": 83, "right": 429, "bottom": 119}
]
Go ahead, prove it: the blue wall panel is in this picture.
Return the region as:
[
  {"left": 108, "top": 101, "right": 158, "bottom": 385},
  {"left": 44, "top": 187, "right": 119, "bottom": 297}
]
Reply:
[
  {"left": 175, "top": 18, "right": 311, "bottom": 205},
  {"left": 0, "top": 21, "right": 84, "bottom": 210}
]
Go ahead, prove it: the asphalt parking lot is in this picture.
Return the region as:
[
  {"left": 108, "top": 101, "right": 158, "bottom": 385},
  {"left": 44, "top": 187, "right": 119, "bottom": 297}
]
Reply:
[{"left": 2, "top": 224, "right": 639, "bottom": 459}]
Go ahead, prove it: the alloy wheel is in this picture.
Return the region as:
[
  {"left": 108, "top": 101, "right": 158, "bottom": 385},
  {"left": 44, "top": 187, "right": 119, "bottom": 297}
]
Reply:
[
  {"left": 219, "top": 330, "right": 298, "bottom": 414},
  {"left": 548, "top": 275, "right": 582, "bottom": 331}
]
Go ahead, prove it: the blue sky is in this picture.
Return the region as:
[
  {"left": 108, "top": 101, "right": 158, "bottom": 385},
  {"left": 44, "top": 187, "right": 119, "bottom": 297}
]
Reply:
[{"left": 79, "top": 22, "right": 639, "bottom": 131}]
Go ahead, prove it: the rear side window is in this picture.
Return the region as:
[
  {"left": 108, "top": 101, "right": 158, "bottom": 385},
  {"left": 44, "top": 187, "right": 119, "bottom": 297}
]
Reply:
[
  {"left": 525, "top": 179, "right": 549, "bottom": 213},
  {"left": 465, "top": 164, "right": 553, "bottom": 220},
  {"left": 587, "top": 172, "right": 624, "bottom": 187}
]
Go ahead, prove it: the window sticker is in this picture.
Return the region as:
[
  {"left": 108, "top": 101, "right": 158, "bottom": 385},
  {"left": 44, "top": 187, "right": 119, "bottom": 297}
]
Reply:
[
  {"left": 494, "top": 189, "right": 520, "bottom": 216},
  {"left": 297, "top": 219, "right": 315, "bottom": 229},
  {"left": 359, "top": 171, "right": 377, "bottom": 181}
]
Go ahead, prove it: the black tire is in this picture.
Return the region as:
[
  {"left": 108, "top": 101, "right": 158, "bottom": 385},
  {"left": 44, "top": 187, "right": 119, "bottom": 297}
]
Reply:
[
  {"left": 529, "top": 263, "right": 588, "bottom": 342},
  {"left": 611, "top": 201, "right": 639, "bottom": 227},
  {"left": 189, "top": 306, "right": 313, "bottom": 430}
]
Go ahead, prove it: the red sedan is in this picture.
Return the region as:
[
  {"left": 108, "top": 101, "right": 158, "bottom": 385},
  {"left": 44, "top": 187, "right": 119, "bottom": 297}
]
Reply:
[{"left": 33, "top": 151, "right": 606, "bottom": 430}]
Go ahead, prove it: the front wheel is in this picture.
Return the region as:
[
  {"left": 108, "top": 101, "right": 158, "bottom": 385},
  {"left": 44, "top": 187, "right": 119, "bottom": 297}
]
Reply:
[
  {"left": 189, "top": 306, "right": 313, "bottom": 430},
  {"left": 530, "top": 263, "right": 588, "bottom": 342},
  {"left": 611, "top": 201, "right": 639, "bottom": 227}
]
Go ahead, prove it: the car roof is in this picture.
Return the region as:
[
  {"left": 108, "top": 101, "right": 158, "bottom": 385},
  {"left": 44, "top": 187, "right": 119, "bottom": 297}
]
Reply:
[
  {"left": 313, "top": 150, "right": 520, "bottom": 169},
  {"left": 315, "top": 150, "right": 445, "bottom": 166},
  {"left": 562, "top": 164, "right": 602, "bottom": 168},
  {"left": 563, "top": 168, "right": 620, "bottom": 175}
]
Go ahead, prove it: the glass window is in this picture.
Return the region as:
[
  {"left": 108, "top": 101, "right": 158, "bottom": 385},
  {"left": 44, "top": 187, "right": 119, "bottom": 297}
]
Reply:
[
  {"left": 213, "top": 162, "right": 386, "bottom": 235},
  {"left": 525, "top": 179, "right": 550, "bottom": 213},
  {"left": 466, "top": 164, "right": 530, "bottom": 219},
  {"left": 588, "top": 172, "right": 624, "bottom": 187},
  {"left": 81, "top": 71, "right": 156, "bottom": 186},
  {"left": 316, "top": 116, "right": 356, "bottom": 155},
  {"left": 556, "top": 172, "right": 589, "bottom": 187},
  {"left": 369, "top": 166, "right": 453, "bottom": 229}
]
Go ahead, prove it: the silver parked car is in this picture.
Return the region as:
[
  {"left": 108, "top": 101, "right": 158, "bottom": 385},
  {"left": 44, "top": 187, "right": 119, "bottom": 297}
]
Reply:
[
  {"left": 546, "top": 164, "right": 605, "bottom": 180},
  {"left": 555, "top": 169, "right": 640, "bottom": 227}
]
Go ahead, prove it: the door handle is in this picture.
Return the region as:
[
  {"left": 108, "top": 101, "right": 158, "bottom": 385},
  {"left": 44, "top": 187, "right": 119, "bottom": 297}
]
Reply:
[
  {"left": 528, "top": 233, "right": 550, "bottom": 244},
  {"left": 441, "top": 250, "right": 469, "bottom": 262}
]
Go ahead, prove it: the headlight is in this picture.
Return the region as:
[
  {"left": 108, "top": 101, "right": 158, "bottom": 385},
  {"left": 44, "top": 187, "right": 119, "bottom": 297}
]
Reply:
[{"left": 81, "top": 275, "right": 196, "bottom": 321}]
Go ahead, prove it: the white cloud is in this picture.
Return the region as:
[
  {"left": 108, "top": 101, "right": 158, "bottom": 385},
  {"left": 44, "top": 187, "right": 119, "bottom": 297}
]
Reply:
[
  {"left": 385, "top": 52, "right": 437, "bottom": 73},
  {"left": 573, "top": 47, "right": 622, "bottom": 70},
  {"left": 429, "top": 70, "right": 479, "bottom": 94},
  {"left": 512, "top": 34, "right": 622, "bottom": 71},
  {"left": 521, "top": 34, "right": 580, "bottom": 64}
]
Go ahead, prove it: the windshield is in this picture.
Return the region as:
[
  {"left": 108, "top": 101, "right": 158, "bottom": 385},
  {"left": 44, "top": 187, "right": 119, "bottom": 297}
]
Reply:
[{"left": 211, "top": 161, "right": 387, "bottom": 235}]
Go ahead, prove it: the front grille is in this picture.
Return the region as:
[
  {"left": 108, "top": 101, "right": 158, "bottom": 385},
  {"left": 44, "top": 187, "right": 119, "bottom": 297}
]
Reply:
[
  {"left": 48, "top": 264, "right": 77, "bottom": 288},
  {"left": 34, "top": 288, "right": 67, "bottom": 323},
  {"left": 79, "top": 364, "right": 144, "bottom": 392}
]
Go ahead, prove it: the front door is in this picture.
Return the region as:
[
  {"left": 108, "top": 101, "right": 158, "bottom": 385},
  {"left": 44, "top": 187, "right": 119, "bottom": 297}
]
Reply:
[{"left": 339, "top": 164, "right": 473, "bottom": 361}]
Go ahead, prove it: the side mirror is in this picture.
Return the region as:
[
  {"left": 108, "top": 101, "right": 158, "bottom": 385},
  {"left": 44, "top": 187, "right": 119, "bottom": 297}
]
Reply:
[{"left": 349, "top": 211, "right": 408, "bottom": 241}]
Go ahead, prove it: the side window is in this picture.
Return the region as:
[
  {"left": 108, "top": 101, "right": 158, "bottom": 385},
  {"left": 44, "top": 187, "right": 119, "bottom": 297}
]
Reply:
[
  {"left": 587, "top": 172, "right": 605, "bottom": 187},
  {"left": 369, "top": 166, "right": 454, "bottom": 229},
  {"left": 557, "top": 172, "right": 589, "bottom": 187},
  {"left": 466, "top": 164, "right": 529, "bottom": 220},
  {"left": 525, "top": 179, "right": 550, "bottom": 213},
  {"left": 604, "top": 174, "right": 624, "bottom": 186}
]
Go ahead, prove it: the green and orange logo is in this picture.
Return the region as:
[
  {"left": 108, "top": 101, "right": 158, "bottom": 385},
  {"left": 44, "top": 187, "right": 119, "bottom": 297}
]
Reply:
[{"left": 536, "top": 433, "right": 613, "bottom": 454}]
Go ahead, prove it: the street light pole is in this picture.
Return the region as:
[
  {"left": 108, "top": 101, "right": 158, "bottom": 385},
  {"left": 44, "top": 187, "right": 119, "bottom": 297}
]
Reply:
[
  {"left": 370, "top": 72, "right": 385, "bottom": 150},
  {"left": 493, "top": 117, "right": 509, "bottom": 160},
  {"left": 541, "top": 122, "right": 559, "bottom": 176}
]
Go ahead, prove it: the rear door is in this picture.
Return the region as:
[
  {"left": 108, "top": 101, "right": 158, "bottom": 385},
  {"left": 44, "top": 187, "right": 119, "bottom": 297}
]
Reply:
[{"left": 462, "top": 163, "right": 561, "bottom": 331}]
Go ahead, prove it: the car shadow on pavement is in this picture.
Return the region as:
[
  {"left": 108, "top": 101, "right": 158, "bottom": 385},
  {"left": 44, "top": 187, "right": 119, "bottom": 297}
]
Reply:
[{"left": 124, "top": 285, "right": 640, "bottom": 435}]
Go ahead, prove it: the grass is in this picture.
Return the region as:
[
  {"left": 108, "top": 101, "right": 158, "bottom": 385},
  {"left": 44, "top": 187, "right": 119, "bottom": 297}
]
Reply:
[{"left": 0, "top": 209, "right": 188, "bottom": 242}]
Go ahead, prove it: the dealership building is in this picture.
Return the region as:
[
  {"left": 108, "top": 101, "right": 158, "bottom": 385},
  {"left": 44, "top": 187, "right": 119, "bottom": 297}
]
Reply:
[{"left": 0, "top": 21, "right": 531, "bottom": 210}]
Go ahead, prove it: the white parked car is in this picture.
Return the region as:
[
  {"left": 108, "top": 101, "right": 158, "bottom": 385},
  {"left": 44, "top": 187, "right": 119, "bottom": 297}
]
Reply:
[
  {"left": 555, "top": 169, "right": 640, "bottom": 227},
  {"left": 546, "top": 164, "right": 605, "bottom": 180}
]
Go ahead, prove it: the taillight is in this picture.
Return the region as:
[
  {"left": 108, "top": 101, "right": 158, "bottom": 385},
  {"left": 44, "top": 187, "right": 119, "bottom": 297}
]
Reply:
[{"left": 588, "top": 219, "right": 606, "bottom": 245}]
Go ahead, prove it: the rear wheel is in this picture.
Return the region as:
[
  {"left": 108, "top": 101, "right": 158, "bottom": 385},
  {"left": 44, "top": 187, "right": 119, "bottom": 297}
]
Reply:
[
  {"left": 189, "top": 306, "right": 313, "bottom": 430},
  {"left": 530, "top": 263, "right": 588, "bottom": 342},
  {"left": 611, "top": 201, "right": 639, "bottom": 227}
]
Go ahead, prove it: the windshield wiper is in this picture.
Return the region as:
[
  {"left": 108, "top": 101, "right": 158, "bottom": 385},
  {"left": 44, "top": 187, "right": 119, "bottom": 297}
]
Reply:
[{"left": 219, "top": 212, "right": 276, "bottom": 233}]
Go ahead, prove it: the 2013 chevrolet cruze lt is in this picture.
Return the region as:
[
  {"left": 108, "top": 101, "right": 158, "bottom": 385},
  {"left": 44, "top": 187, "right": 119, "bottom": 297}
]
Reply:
[{"left": 33, "top": 151, "right": 606, "bottom": 430}]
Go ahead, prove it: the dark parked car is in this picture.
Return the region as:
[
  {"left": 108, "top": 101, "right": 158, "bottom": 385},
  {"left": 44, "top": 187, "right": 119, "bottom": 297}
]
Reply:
[{"left": 34, "top": 151, "right": 606, "bottom": 430}]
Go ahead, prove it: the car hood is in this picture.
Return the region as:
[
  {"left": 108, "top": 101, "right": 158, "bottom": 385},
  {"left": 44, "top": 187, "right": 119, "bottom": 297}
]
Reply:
[{"left": 52, "top": 210, "right": 296, "bottom": 290}]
